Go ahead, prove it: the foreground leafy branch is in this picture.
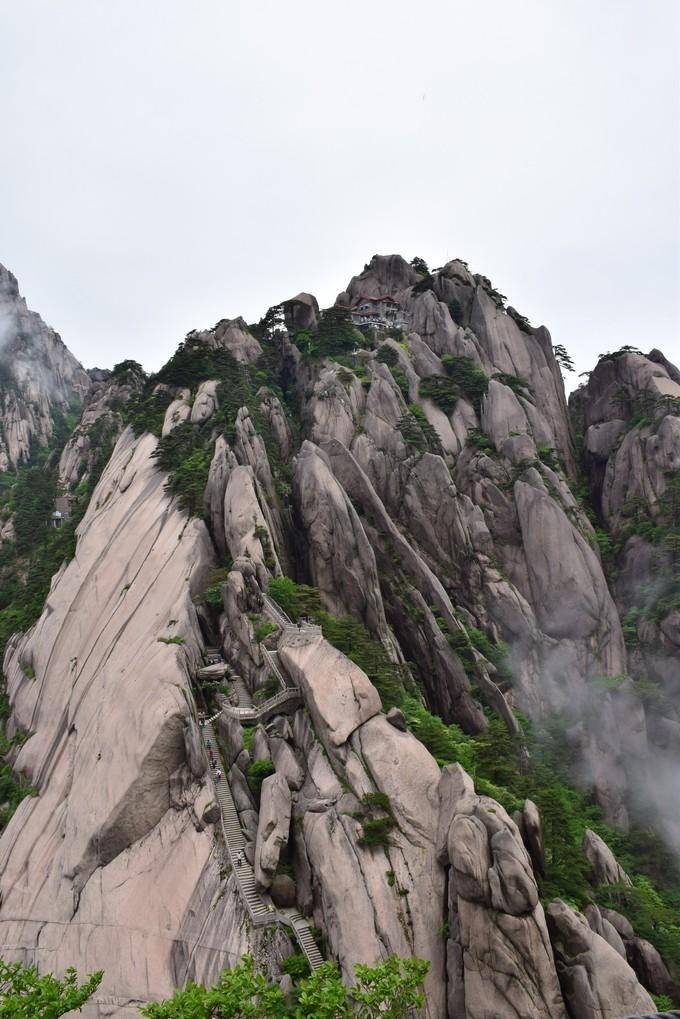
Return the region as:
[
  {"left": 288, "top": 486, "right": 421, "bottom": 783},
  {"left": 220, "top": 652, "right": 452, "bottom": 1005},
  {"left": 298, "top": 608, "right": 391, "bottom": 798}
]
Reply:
[
  {"left": 141, "top": 955, "right": 429, "bottom": 1018},
  {"left": 0, "top": 959, "right": 102, "bottom": 1018}
]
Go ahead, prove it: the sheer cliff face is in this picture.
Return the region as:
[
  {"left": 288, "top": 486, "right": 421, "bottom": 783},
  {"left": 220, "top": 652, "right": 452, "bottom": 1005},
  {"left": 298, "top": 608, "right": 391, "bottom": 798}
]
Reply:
[
  {"left": 0, "top": 429, "right": 307, "bottom": 1015},
  {"left": 0, "top": 255, "right": 674, "bottom": 1016},
  {"left": 0, "top": 265, "right": 91, "bottom": 470},
  {"left": 304, "top": 255, "right": 645, "bottom": 826},
  {"left": 573, "top": 349, "right": 680, "bottom": 846}
]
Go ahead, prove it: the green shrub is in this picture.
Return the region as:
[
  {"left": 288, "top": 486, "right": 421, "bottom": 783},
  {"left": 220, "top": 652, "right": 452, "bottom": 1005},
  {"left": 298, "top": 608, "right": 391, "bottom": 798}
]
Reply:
[
  {"left": 358, "top": 816, "right": 396, "bottom": 849},
  {"left": 440, "top": 355, "right": 489, "bottom": 409},
  {"left": 494, "top": 371, "right": 532, "bottom": 399},
  {"left": 157, "top": 635, "right": 185, "bottom": 645},
  {"left": 247, "top": 759, "right": 275, "bottom": 800},
  {"left": 253, "top": 619, "right": 277, "bottom": 643},
  {"left": 419, "top": 376, "right": 459, "bottom": 415},
  {"left": 361, "top": 791, "right": 392, "bottom": 813},
  {"left": 141, "top": 954, "right": 429, "bottom": 1018},
  {"left": 152, "top": 422, "right": 212, "bottom": 517},
  {"left": 466, "top": 428, "right": 494, "bottom": 453},
  {"left": 375, "top": 346, "right": 399, "bottom": 367},
  {"left": 279, "top": 952, "right": 311, "bottom": 980},
  {"left": 0, "top": 958, "right": 102, "bottom": 1016},
  {"left": 537, "top": 446, "right": 560, "bottom": 471},
  {"left": 389, "top": 367, "right": 410, "bottom": 401}
]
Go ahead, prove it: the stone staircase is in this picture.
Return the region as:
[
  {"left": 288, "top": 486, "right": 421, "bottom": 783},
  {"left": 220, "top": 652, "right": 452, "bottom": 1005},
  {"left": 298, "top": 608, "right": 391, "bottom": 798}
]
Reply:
[
  {"left": 262, "top": 593, "right": 292, "bottom": 630},
  {"left": 201, "top": 709, "right": 323, "bottom": 970}
]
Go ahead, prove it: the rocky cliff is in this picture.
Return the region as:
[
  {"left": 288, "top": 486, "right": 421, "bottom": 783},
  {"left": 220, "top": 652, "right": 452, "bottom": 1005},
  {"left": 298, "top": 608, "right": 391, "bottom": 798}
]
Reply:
[
  {"left": 0, "top": 256, "right": 677, "bottom": 1016},
  {"left": 0, "top": 265, "right": 91, "bottom": 471}
]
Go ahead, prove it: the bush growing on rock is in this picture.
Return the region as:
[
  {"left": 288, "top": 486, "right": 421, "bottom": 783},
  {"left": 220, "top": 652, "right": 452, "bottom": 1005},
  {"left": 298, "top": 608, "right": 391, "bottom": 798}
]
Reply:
[
  {"left": 141, "top": 954, "right": 429, "bottom": 1018},
  {"left": 247, "top": 758, "right": 275, "bottom": 801}
]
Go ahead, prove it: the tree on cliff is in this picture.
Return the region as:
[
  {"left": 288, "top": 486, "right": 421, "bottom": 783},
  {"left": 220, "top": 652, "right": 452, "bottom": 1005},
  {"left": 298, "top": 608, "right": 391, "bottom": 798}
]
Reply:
[
  {"left": 141, "top": 955, "right": 429, "bottom": 1018},
  {"left": 0, "top": 959, "right": 102, "bottom": 1017}
]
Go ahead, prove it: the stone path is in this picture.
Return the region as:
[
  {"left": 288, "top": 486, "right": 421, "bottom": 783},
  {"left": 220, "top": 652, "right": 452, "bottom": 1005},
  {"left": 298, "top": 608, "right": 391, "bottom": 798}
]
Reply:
[{"left": 200, "top": 643, "right": 324, "bottom": 971}]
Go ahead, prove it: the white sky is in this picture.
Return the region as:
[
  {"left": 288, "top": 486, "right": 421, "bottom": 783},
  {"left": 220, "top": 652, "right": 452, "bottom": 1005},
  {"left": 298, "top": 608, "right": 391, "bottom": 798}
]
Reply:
[{"left": 1, "top": 0, "right": 678, "bottom": 389}]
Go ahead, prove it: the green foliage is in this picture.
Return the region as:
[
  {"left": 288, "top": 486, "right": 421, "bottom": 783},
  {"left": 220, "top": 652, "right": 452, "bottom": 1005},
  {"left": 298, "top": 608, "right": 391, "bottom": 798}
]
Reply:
[
  {"left": 418, "top": 375, "right": 459, "bottom": 415},
  {"left": 297, "top": 308, "right": 364, "bottom": 362},
  {"left": 396, "top": 405, "right": 442, "bottom": 456},
  {"left": 375, "top": 346, "right": 399, "bottom": 368},
  {"left": 361, "top": 791, "right": 391, "bottom": 813},
  {"left": 0, "top": 958, "right": 102, "bottom": 1017},
  {"left": 125, "top": 387, "right": 174, "bottom": 437},
  {"left": 537, "top": 446, "right": 560, "bottom": 471},
  {"left": 357, "top": 816, "right": 396, "bottom": 849},
  {"left": 438, "top": 354, "right": 490, "bottom": 411},
  {"left": 466, "top": 428, "right": 494, "bottom": 453},
  {"left": 447, "top": 298, "right": 464, "bottom": 325},
  {"left": 267, "top": 577, "right": 323, "bottom": 621},
  {"left": 507, "top": 308, "right": 533, "bottom": 335},
  {"left": 494, "top": 371, "right": 533, "bottom": 400},
  {"left": 194, "top": 566, "right": 232, "bottom": 609},
  {"left": 652, "top": 993, "right": 676, "bottom": 1011},
  {"left": 157, "top": 635, "right": 185, "bottom": 645},
  {"left": 411, "top": 274, "right": 435, "bottom": 295},
  {"left": 387, "top": 367, "right": 410, "bottom": 401},
  {"left": 320, "top": 616, "right": 408, "bottom": 710},
  {"left": 279, "top": 953, "right": 310, "bottom": 981},
  {"left": 141, "top": 954, "right": 429, "bottom": 1018},
  {"left": 401, "top": 697, "right": 476, "bottom": 771},
  {"left": 409, "top": 256, "right": 429, "bottom": 276},
  {"left": 152, "top": 422, "right": 212, "bottom": 516},
  {"left": 252, "top": 618, "right": 277, "bottom": 643},
  {"left": 247, "top": 759, "right": 275, "bottom": 800},
  {"left": 351, "top": 956, "right": 429, "bottom": 1017},
  {"left": 597, "top": 344, "right": 642, "bottom": 364},
  {"left": 597, "top": 876, "right": 680, "bottom": 975},
  {"left": 553, "top": 344, "right": 575, "bottom": 372}
]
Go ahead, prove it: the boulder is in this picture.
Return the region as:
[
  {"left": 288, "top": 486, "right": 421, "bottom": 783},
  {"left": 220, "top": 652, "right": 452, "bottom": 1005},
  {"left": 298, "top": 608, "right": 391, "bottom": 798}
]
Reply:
[
  {"left": 283, "top": 292, "right": 319, "bottom": 334},
  {"left": 437, "top": 766, "right": 567, "bottom": 1018},
  {"left": 546, "top": 899, "right": 656, "bottom": 1018},
  {"left": 582, "top": 829, "right": 631, "bottom": 887},
  {"left": 385, "top": 706, "right": 407, "bottom": 731},
  {"left": 254, "top": 773, "right": 292, "bottom": 890},
  {"left": 278, "top": 632, "right": 381, "bottom": 751},
  {"left": 190, "top": 379, "right": 219, "bottom": 424},
  {"left": 626, "top": 936, "right": 674, "bottom": 996},
  {"left": 162, "top": 397, "right": 191, "bottom": 436},
  {"left": 583, "top": 904, "right": 626, "bottom": 958},
  {"left": 270, "top": 873, "right": 297, "bottom": 909}
]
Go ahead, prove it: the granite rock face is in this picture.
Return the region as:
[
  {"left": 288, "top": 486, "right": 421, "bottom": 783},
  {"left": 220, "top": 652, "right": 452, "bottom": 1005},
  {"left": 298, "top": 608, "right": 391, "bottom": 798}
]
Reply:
[
  {"left": 0, "top": 256, "right": 674, "bottom": 1016},
  {"left": 572, "top": 347, "right": 680, "bottom": 847},
  {"left": 0, "top": 428, "right": 274, "bottom": 1014},
  {"left": 0, "top": 264, "right": 91, "bottom": 470},
  {"left": 547, "top": 899, "right": 656, "bottom": 1019},
  {"left": 437, "top": 765, "right": 567, "bottom": 1019}
]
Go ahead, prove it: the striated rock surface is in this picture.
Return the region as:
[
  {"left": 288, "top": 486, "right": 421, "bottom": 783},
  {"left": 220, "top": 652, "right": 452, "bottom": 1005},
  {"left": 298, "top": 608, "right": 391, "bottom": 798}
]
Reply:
[{"left": 0, "top": 428, "right": 271, "bottom": 1014}]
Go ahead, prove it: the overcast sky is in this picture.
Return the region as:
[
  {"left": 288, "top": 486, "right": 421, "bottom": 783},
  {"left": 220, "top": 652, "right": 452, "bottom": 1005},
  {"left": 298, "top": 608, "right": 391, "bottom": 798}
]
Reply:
[{"left": 1, "top": 0, "right": 678, "bottom": 388}]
